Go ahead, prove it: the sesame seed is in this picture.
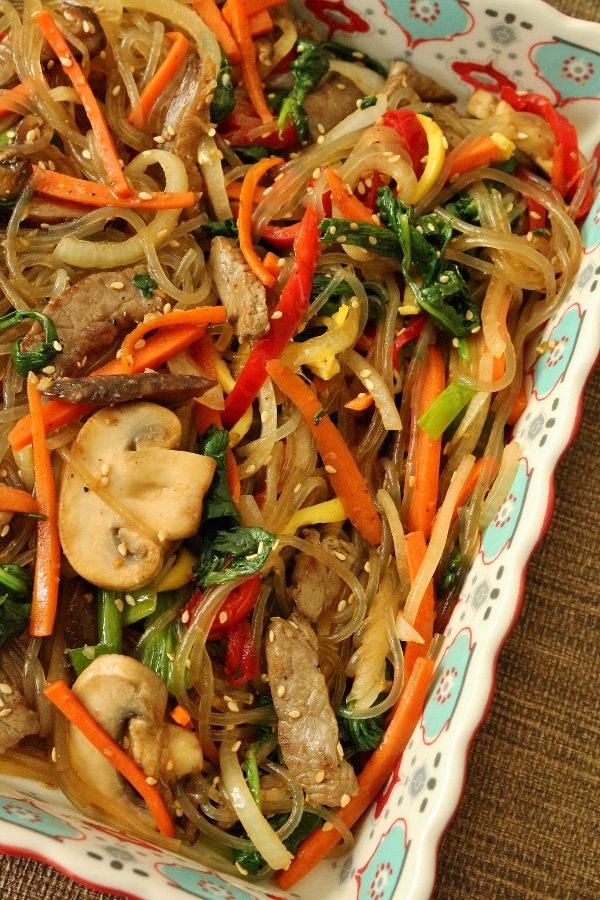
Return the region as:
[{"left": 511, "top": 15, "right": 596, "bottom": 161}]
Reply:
[
  {"left": 153, "top": 135, "right": 166, "bottom": 144},
  {"left": 0, "top": 525, "right": 9, "bottom": 538},
  {"left": 360, "top": 368, "right": 372, "bottom": 378},
  {"left": 416, "top": 225, "right": 424, "bottom": 234},
  {"left": 82, "top": 646, "right": 96, "bottom": 660},
  {"left": 122, "top": 735, "right": 130, "bottom": 749},
  {"left": 163, "top": 303, "right": 172, "bottom": 314},
  {"left": 517, "top": 131, "right": 529, "bottom": 139},
  {"left": 157, "top": 228, "right": 168, "bottom": 241},
  {"left": 231, "top": 740, "right": 242, "bottom": 752},
  {"left": 166, "top": 759, "right": 175, "bottom": 771},
  {"left": 100, "top": 476, "right": 109, "bottom": 486},
  {"left": 526, "top": 231, "right": 533, "bottom": 242},
  {"left": 439, "top": 274, "right": 450, "bottom": 284},
  {"left": 368, "top": 235, "right": 378, "bottom": 246},
  {"left": 59, "top": 55, "right": 72, "bottom": 68},
  {"left": 315, "top": 770, "right": 326, "bottom": 783},
  {"left": 336, "top": 235, "right": 347, "bottom": 243},
  {"left": 0, "top": 683, "right": 13, "bottom": 695},
  {"left": 322, "top": 822, "right": 334, "bottom": 832},
  {"left": 466, "top": 310, "right": 474, "bottom": 320},
  {"left": 340, "top": 793, "right": 351, "bottom": 807},
  {"left": 364, "top": 560, "right": 371, "bottom": 573},
  {"left": 337, "top": 742, "right": 344, "bottom": 758},
  {"left": 138, "top": 191, "right": 153, "bottom": 200},
  {"left": 317, "top": 123, "right": 325, "bottom": 135},
  {"left": 317, "top": 135, "right": 324, "bottom": 144},
  {"left": 125, "top": 594, "right": 136, "bottom": 606},
  {"left": 334, "top": 551, "right": 346, "bottom": 561},
  {"left": 245, "top": 463, "right": 257, "bottom": 475},
  {"left": 51, "top": 746, "right": 57, "bottom": 762},
  {"left": 235, "top": 862, "right": 249, "bottom": 876},
  {"left": 530, "top": 210, "right": 541, "bottom": 220},
  {"left": 428, "top": 222, "right": 436, "bottom": 232},
  {"left": 117, "top": 543, "right": 128, "bottom": 557},
  {"left": 25, "top": 129, "right": 39, "bottom": 144},
  {"left": 337, "top": 599, "right": 347, "bottom": 612},
  {"left": 336, "top": 82, "right": 346, "bottom": 90},
  {"left": 167, "top": 124, "right": 176, "bottom": 136},
  {"left": 115, "top": 598, "right": 124, "bottom": 612},
  {"left": 471, "top": 325, "right": 481, "bottom": 334},
  {"left": 101, "top": 463, "right": 110, "bottom": 476},
  {"left": 219, "top": 611, "right": 228, "bottom": 624},
  {"left": 329, "top": 225, "right": 337, "bottom": 235},
  {"left": 227, "top": 700, "right": 240, "bottom": 712},
  {"left": 42, "top": 365, "right": 56, "bottom": 375},
  {"left": 271, "top": 310, "right": 283, "bottom": 319},
  {"left": 351, "top": 297, "right": 360, "bottom": 308},
  {"left": 442, "top": 135, "right": 449, "bottom": 150},
  {"left": 350, "top": 222, "right": 359, "bottom": 231},
  {"left": 145, "top": 776, "right": 158, "bottom": 785},
  {"left": 0, "top": 708, "right": 12, "bottom": 717},
  {"left": 325, "top": 464, "right": 337, "bottom": 474},
  {"left": 364, "top": 378, "right": 375, "bottom": 391},
  {"left": 277, "top": 685, "right": 286, "bottom": 698},
  {"left": 388, "top": 154, "right": 400, "bottom": 163},
  {"left": 289, "top": 709, "right": 301, "bottom": 719},
  {"left": 269, "top": 629, "right": 275, "bottom": 643},
  {"left": 134, "top": 339, "right": 146, "bottom": 350},
  {"left": 181, "top": 609, "right": 190, "bottom": 624},
  {"left": 112, "top": 85, "right": 121, "bottom": 96},
  {"left": 110, "top": 281, "right": 124, "bottom": 290}
]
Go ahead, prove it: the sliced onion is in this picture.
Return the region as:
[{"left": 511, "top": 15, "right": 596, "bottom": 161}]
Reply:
[
  {"left": 480, "top": 440, "right": 522, "bottom": 529},
  {"left": 219, "top": 736, "right": 293, "bottom": 872},
  {"left": 346, "top": 349, "right": 402, "bottom": 431}
]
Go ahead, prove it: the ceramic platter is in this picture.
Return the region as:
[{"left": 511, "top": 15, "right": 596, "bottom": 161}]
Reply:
[{"left": 1, "top": 1, "right": 600, "bottom": 898}]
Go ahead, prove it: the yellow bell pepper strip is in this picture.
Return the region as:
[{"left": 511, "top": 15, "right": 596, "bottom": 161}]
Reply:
[
  {"left": 221, "top": 204, "right": 320, "bottom": 429},
  {"left": 412, "top": 113, "right": 446, "bottom": 203}
]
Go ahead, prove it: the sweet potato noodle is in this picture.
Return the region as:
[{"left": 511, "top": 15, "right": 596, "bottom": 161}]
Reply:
[{"left": 0, "top": 0, "right": 587, "bottom": 885}]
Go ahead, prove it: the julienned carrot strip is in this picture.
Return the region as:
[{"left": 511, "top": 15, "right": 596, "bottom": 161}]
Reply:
[
  {"left": 170, "top": 704, "right": 194, "bottom": 730},
  {"left": 507, "top": 377, "right": 528, "bottom": 426},
  {"left": 225, "top": 181, "right": 265, "bottom": 203},
  {"left": 406, "top": 345, "right": 445, "bottom": 540},
  {"left": 266, "top": 359, "right": 382, "bottom": 546},
  {"left": 32, "top": 166, "right": 196, "bottom": 210},
  {"left": 237, "top": 156, "right": 283, "bottom": 288},
  {"left": 325, "top": 168, "right": 374, "bottom": 223},
  {"left": 44, "top": 680, "right": 175, "bottom": 837},
  {"left": 446, "top": 134, "right": 512, "bottom": 181},
  {"left": 222, "top": 2, "right": 273, "bottom": 37},
  {"left": 9, "top": 323, "right": 218, "bottom": 452},
  {"left": 0, "top": 486, "right": 39, "bottom": 515},
  {"left": 189, "top": 0, "right": 241, "bottom": 65},
  {"left": 450, "top": 455, "right": 499, "bottom": 523},
  {"left": 262, "top": 250, "right": 282, "bottom": 278},
  {"left": 120, "top": 306, "right": 227, "bottom": 372},
  {"left": 226, "top": 0, "right": 273, "bottom": 124},
  {"left": 128, "top": 32, "right": 190, "bottom": 127},
  {"left": 32, "top": 10, "right": 131, "bottom": 198},
  {"left": 26, "top": 375, "right": 61, "bottom": 637},
  {"left": 245, "top": 0, "right": 287, "bottom": 13},
  {"left": 344, "top": 392, "right": 374, "bottom": 411},
  {"left": 403, "top": 531, "right": 434, "bottom": 680},
  {"left": 276, "top": 655, "right": 435, "bottom": 889},
  {"left": 0, "top": 82, "right": 31, "bottom": 117}
]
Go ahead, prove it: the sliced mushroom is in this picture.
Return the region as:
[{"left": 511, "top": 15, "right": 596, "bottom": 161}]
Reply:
[
  {"left": 58, "top": 401, "right": 216, "bottom": 590},
  {"left": 68, "top": 654, "right": 203, "bottom": 825}
]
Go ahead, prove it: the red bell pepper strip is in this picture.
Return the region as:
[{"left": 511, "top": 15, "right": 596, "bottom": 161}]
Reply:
[
  {"left": 183, "top": 575, "right": 262, "bottom": 638},
  {"left": 380, "top": 109, "right": 429, "bottom": 178},
  {"left": 500, "top": 86, "right": 592, "bottom": 218},
  {"left": 260, "top": 221, "right": 302, "bottom": 248},
  {"left": 392, "top": 315, "right": 425, "bottom": 370},
  {"left": 221, "top": 204, "right": 320, "bottom": 429},
  {"left": 225, "top": 617, "right": 261, "bottom": 685}
]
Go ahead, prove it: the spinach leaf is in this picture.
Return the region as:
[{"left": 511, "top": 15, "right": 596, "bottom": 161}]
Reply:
[
  {"left": 210, "top": 51, "right": 235, "bottom": 123},
  {"left": 320, "top": 217, "right": 403, "bottom": 262},
  {"left": 234, "top": 145, "right": 271, "bottom": 163},
  {"left": 201, "top": 217, "right": 239, "bottom": 240},
  {"left": 322, "top": 40, "right": 387, "bottom": 78},
  {"left": 0, "top": 309, "right": 62, "bottom": 376},
  {"left": 0, "top": 565, "right": 32, "bottom": 647},
  {"left": 194, "top": 426, "right": 277, "bottom": 587},
  {"left": 132, "top": 271, "right": 157, "bottom": 298},
  {"left": 279, "top": 39, "right": 329, "bottom": 143}
]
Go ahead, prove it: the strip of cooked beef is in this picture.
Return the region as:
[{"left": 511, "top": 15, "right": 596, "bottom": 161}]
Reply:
[
  {"left": 0, "top": 669, "right": 39, "bottom": 755},
  {"left": 20, "top": 266, "right": 167, "bottom": 376},
  {"left": 39, "top": 2, "right": 106, "bottom": 64},
  {"left": 45, "top": 372, "right": 214, "bottom": 407},
  {"left": 288, "top": 527, "right": 357, "bottom": 622},
  {"left": 303, "top": 73, "right": 364, "bottom": 141},
  {"left": 0, "top": 149, "right": 33, "bottom": 201},
  {"left": 209, "top": 236, "right": 269, "bottom": 341},
  {"left": 162, "top": 55, "right": 217, "bottom": 195},
  {"left": 265, "top": 615, "right": 359, "bottom": 807},
  {"left": 384, "top": 60, "right": 456, "bottom": 104}
]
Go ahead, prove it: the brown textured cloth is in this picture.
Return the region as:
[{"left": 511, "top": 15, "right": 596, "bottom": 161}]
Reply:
[{"left": 1, "top": 1, "right": 599, "bottom": 898}]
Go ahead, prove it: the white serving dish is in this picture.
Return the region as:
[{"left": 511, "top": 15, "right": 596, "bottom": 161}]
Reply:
[{"left": 1, "top": 1, "right": 600, "bottom": 898}]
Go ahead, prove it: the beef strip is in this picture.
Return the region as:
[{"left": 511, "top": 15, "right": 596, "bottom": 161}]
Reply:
[
  {"left": 288, "top": 528, "right": 357, "bottom": 622},
  {"left": 384, "top": 60, "right": 456, "bottom": 104},
  {"left": 209, "top": 236, "right": 269, "bottom": 341},
  {"left": 265, "top": 615, "right": 359, "bottom": 807},
  {"left": 39, "top": 2, "right": 106, "bottom": 64},
  {"left": 0, "top": 669, "right": 39, "bottom": 755},
  {"left": 303, "top": 73, "right": 364, "bottom": 141},
  {"left": 45, "top": 372, "right": 214, "bottom": 407},
  {"left": 162, "top": 55, "right": 217, "bottom": 195},
  {"left": 20, "top": 265, "right": 167, "bottom": 376},
  {"left": 0, "top": 149, "right": 33, "bottom": 201}
]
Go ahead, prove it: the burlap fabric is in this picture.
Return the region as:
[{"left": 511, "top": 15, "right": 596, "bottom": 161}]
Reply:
[{"left": 1, "top": 1, "right": 598, "bottom": 896}]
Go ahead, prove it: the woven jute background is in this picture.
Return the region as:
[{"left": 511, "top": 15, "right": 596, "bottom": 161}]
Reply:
[{"left": 1, "top": 1, "right": 599, "bottom": 897}]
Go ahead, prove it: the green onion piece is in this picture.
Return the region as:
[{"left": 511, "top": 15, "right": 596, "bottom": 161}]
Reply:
[{"left": 418, "top": 382, "right": 476, "bottom": 440}]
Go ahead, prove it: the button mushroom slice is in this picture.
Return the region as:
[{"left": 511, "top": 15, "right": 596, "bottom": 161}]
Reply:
[
  {"left": 0, "top": 148, "right": 33, "bottom": 202},
  {"left": 68, "top": 654, "right": 202, "bottom": 825},
  {"left": 58, "top": 401, "right": 216, "bottom": 591}
]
